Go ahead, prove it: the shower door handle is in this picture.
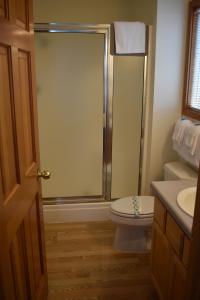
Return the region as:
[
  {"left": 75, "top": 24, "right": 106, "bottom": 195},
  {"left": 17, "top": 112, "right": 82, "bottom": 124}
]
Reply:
[{"left": 37, "top": 169, "right": 51, "bottom": 180}]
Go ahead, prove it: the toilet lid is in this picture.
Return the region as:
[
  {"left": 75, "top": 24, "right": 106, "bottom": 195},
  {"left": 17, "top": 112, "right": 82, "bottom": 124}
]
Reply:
[{"left": 110, "top": 196, "right": 154, "bottom": 217}]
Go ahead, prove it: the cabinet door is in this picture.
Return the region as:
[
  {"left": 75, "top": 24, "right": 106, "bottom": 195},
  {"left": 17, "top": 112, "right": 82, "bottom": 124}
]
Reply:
[
  {"left": 151, "top": 223, "right": 171, "bottom": 300},
  {"left": 168, "top": 253, "right": 187, "bottom": 300}
]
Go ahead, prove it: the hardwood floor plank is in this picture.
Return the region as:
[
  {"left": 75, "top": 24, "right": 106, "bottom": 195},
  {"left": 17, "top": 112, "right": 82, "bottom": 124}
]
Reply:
[
  {"left": 47, "top": 259, "right": 150, "bottom": 275},
  {"left": 45, "top": 221, "right": 158, "bottom": 300}
]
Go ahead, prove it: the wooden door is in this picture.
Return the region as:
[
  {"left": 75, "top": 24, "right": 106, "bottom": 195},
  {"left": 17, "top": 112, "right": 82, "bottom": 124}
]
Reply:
[
  {"left": 168, "top": 252, "right": 187, "bottom": 300},
  {"left": 0, "top": 1, "right": 48, "bottom": 299},
  {"left": 151, "top": 223, "right": 171, "bottom": 300}
]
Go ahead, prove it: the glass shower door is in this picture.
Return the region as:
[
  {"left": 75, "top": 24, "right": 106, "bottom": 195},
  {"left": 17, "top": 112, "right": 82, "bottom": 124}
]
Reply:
[{"left": 35, "top": 32, "right": 104, "bottom": 199}]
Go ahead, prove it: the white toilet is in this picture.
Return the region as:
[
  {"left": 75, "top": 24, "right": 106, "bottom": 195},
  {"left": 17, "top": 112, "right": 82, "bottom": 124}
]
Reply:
[{"left": 110, "top": 161, "right": 197, "bottom": 253}]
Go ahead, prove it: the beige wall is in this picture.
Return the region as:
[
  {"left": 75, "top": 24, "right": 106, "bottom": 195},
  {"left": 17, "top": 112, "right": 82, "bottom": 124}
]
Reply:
[
  {"left": 33, "top": 0, "right": 156, "bottom": 25},
  {"left": 131, "top": 0, "right": 157, "bottom": 25},
  {"left": 149, "top": 0, "right": 189, "bottom": 184},
  {"left": 33, "top": 0, "right": 157, "bottom": 55}
]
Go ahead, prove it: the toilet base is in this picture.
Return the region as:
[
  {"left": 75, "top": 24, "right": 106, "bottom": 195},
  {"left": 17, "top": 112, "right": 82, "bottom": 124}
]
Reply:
[{"left": 113, "top": 225, "right": 151, "bottom": 253}]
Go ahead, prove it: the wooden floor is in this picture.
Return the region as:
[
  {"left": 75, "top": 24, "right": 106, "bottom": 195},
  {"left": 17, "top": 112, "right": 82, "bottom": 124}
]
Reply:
[{"left": 45, "top": 221, "right": 158, "bottom": 300}]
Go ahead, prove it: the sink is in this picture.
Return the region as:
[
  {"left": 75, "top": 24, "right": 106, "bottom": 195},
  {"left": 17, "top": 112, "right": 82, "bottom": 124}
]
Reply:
[{"left": 177, "top": 187, "right": 196, "bottom": 217}]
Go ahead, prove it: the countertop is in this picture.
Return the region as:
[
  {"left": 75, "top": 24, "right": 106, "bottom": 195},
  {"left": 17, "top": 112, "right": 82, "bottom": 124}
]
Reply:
[{"left": 151, "top": 179, "right": 197, "bottom": 237}]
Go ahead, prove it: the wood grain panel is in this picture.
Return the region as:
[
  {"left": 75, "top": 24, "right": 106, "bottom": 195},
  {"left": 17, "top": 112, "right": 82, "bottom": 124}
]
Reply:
[
  {"left": 16, "top": 0, "right": 27, "bottom": 29},
  {"left": 154, "top": 198, "right": 166, "bottom": 232},
  {"left": 151, "top": 223, "right": 170, "bottom": 300},
  {"left": 10, "top": 223, "right": 30, "bottom": 300},
  {"left": 29, "top": 195, "right": 44, "bottom": 291},
  {"left": 0, "top": 283, "right": 3, "bottom": 299},
  {"left": 166, "top": 213, "right": 184, "bottom": 256},
  {"left": 0, "top": 0, "right": 7, "bottom": 18},
  {"left": 183, "top": 236, "right": 191, "bottom": 269},
  {"left": 22, "top": 194, "right": 47, "bottom": 300},
  {"left": 18, "top": 50, "right": 36, "bottom": 174},
  {"left": 168, "top": 253, "right": 187, "bottom": 300},
  {"left": 0, "top": 45, "right": 20, "bottom": 201}
]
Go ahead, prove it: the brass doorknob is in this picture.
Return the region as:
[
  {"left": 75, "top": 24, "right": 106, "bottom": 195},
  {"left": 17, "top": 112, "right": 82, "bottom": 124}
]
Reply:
[{"left": 37, "top": 170, "right": 51, "bottom": 180}]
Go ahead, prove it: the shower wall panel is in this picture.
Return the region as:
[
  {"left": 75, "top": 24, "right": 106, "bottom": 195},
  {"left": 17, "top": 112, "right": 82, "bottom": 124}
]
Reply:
[{"left": 111, "top": 57, "right": 144, "bottom": 198}]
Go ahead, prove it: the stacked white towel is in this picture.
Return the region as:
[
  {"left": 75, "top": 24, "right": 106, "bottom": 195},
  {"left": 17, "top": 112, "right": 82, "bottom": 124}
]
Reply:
[
  {"left": 114, "top": 21, "right": 146, "bottom": 54},
  {"left": 173, "top": 141, "right": 200, "bottom": 169},
  {"left": 172, "top": 119, "right": 192, "bottom": 144},
  {"left": 172, "top": 119, "right": 200, "bottom": 169},
  {"left": 183, "top": 125, "right": 200, "bottom": 155}
]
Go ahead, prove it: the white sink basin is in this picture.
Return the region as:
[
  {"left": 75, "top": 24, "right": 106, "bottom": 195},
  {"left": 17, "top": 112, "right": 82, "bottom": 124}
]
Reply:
[{"left": 177, "top": 187, "right": 196, "bottom": 217}]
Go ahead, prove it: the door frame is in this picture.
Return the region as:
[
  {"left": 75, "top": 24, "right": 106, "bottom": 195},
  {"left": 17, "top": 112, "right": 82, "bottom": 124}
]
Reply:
[
  {"left": 34, "top": 23, "right": 113, "bottom": 202},
  {"left": 185, "top": 167, "right": 200, "bottom": 299}
]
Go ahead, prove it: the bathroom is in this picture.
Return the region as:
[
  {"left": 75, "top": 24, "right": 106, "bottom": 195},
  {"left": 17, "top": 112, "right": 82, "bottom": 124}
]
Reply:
[{"left": 1, "top": 0, "right": 200, "bottom": 299}]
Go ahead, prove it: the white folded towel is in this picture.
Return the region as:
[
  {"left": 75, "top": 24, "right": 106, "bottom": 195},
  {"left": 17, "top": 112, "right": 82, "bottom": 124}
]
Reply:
[
  {"left": 172, "top": 119, "right": 192, "bottom": 144},
  {"left": 173, "top": 140, "right": 200, "bottom": 168},
  {"left": 114, "top": 21, "right": 146, "bottom": 54},
  {"left": 183, "top": 124, "right": 200, "bottom": 155}
]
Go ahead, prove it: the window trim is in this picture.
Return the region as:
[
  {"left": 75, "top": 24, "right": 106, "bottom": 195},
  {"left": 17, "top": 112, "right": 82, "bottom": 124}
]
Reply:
[{"left": 183, "top": 0, "right": 200, "bottom": 120}]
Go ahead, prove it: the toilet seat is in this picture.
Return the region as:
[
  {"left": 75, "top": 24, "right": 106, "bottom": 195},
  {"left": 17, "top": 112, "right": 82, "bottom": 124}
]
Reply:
[
  {"left": 110, "top": 196, "right": 154, "bottom": 219},
  {"left": 110, "top": 196, "right": 154, "bottom": 251}
]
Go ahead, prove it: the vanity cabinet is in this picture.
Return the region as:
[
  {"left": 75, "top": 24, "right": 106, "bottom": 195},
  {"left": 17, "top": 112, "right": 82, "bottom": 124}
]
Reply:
[
  {"left": 151, "top": 223, "right": 171, "bottom": 298},
  {"left": 168, "top": 252, "right": 186, "bottom": 300},
  {"left": 151, "top": 198, "right": 190, "bottom": 300}
]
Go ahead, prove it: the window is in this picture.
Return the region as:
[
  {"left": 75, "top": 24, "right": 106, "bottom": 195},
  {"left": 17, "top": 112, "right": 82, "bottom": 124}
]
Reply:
[{"left": 183, "top": 1, "right": 200, "bottom": 120}]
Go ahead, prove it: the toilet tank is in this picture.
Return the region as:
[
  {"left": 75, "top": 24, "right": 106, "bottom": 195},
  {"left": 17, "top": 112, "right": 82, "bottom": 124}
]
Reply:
[{"left": 164, "top": 161, "right": 198, "bottom": 180}]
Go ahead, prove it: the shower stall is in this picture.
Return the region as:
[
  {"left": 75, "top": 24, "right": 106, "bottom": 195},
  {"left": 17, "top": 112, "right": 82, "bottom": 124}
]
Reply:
[{"left": 34, "top": 23, "right": 146, "bottom": 204}]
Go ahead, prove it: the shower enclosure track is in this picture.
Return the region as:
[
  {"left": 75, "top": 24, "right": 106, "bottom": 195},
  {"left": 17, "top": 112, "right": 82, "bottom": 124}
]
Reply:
[
  {"left": 34, "top": 22, "right": 149, "bottom": 204},
  {"left": 34, "top": 22, "right": 113, "bottom": 203}
]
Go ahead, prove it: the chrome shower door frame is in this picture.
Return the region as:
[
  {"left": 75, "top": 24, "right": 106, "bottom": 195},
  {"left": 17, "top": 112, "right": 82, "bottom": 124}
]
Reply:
[{"left": 34, "top": 23, "right": 113, "bottom": 203}]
